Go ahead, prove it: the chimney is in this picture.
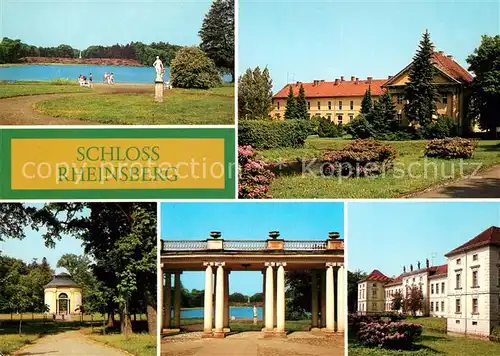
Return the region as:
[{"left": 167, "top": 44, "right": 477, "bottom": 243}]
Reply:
[
  {"left": 431, "top": 44, "right": 435, "bottom": 51},
  {"left": 340, "top": 76, "right": 345, "bottom": 82},
  {"left": 447, "top": 54, "right": 454, "bottom": 60},
  {"left": 351, "top": 76, "right": 355, "bottom": 81},
  {"left": 410, "top": 264, "right": 413, "bottom": 272},
  {"left": 367, "top": 76, "right": 373, "bottom": 83},
  {"left": 388, "top": 75, "right": 393, "bottom": 79},
  {"left": 438, "top": 50, "right": 444, "bottom": 55},
  {"left": 356, "top": 77, "right": 359, "bottom": 83},
  {"left": 334, "top": 79, "right": 339, "bottom": 85}
]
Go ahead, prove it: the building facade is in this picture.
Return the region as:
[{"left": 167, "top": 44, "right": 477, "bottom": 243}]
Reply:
[
  {"left": 271, "top": 49, "right": 473, "bottom": 131},
  {"left": 356, "top": 226, "right": 500, "bottom": 337},
  {"left": 44, "top": 272, "right": 83, "bottom": 317}
]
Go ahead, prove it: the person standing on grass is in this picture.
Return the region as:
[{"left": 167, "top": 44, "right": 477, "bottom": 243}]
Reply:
[
  {"left": 110, "top": 72, "right": 115, "bottom": 84},
  {"left": 89, "top": 73, "right": 93, "bottom": 88}
]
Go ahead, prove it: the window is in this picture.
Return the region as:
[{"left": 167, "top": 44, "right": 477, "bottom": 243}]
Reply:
[
  {"left": 350, "top": 100, "right": 354, "bottom": 110},
  {"left": 328, "top": 101, "right": 331, "bottom": 110},
  {"left": 339, "top": 101, "right": 342, "bottom": 110},
  {"left": 372, "top": 303, "right": 376, "bottom": 310},
  {"left": 337, "top": 115, "right": 343, "bottom": 125},
  {"left": 412, "top": 278, "right": 415, "bottom": 283},
  {"left": 472, "top": 270, "right": 478, "bottom": 287},
  {"left": 473, "top": 254, "right": 478, "bottom": 261},
  {"left": 431, "top": 302, "right": 434, "bottom": 311},
  {"left": 456, "top": 320, "right": 460, "bottom": 324},
  {"left": 442, "top": 94, "right": 448, "bottom": 105},
  {"left": 396, "top": 113, "right": 402, "bottom": 123},
  {"left": 327, "top": 114, "right": 332, "bottom": 121},
  {"left": 277, "top": 102, "right": 280, "bottom": 110},
  {"left": 349, "top": 115, "right": 353, "bottom": 122},
  {"left": 307, "top": 101, "right": 310, "bottom": 110},
  {"left": 373, "top": 283, "right": 376, "bottom": 287},
  {"left": 456, "top": 273, "right": 461, "bottom": 289},
  {"left": 436, "top": 302, "right": 439, "bottom": 312},
  {"left": 317, "top": 101, "right": 321, "bottom": 110},
  {"left": 431, "top": 284, "right": 434, "bottom": 294},
  {"left": 457, "top": 258, "right": 461, "bottom": 265},
  {"left": 472, "top": 321, "right": 478, "bottom": 326},
  {"left": 441, "top": 301, "right": 445, "bottom": 312},
  {"left": 372, "top": 289, "right": 377, "bottom": 297},
  {"left": 472, "top": 298, "right": 478, "bottom": 314},
  {"left": 441, "top": 282, "right": 445, "bottom": 294},
  {"left": 397, "top": 94, "right": 404, "bottom": 104},
  {"left": 456, "top": 299, "right": 461, "bottom": 313}
]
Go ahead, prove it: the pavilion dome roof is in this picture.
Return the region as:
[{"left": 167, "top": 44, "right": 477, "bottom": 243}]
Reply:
[{"left": 44, "top": 272, "right": 81, "bottom": 289}]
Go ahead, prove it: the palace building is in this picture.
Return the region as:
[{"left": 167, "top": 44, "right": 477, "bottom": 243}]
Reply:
[
  {"left": 356, "top": 226, "right": 500, "bottom": 337},
  {"left": 271, "top": 49, "right": 473, "bottom": 133},
  {"left": 44, "top": 272, "right": 83, "bottom": 319}
]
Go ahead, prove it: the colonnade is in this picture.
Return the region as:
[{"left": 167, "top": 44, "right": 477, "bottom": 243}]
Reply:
[{"left": 159, "top": 261, "right": 345, "bottom": 337}]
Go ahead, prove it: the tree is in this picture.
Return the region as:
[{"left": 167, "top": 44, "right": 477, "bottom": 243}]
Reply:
[
  {"left": 348, "top": 270, "right": 367, "bottom": 313},
  {"left": 347, "top": 114, "right": 374, "bottom": 139},
  {"left": 199, "top": 0, "right": 234, "bottom": 81},
  {"left": 229, "top": 292, "right": 247, "bottom": 303},
  {"left": 285, "top": 271, "right": 312, "bottom": 320},
  {"left": 0, "top": 203, "right": 36, "bottom": 240},
  {"left": 249, "top": 292, "right": 264, "bottom": 303},
  {"left": 369, "top": 91, "right": 398, "bottom": 134},
  {"left": 360, "top": 87, "right": 373, "bottom": 115},
  {"left": 403, "top": 286, "right": 424, "bottom": 316},
  {"left": 391, "top": 291, "right": 403, "bottom": 312},
  {"left": 170, "top": 46, "right": 222, "bottom": 89},
  {"left": 238, "top": 66, "right": 273, "bottom": 119},
  {"left": 467, "top": 35, "right": 500, "bottom": 134},
  {"left": 284, "top": 86, "right": 297, "bottom": 120},
  {"left": 404, "top": 30, "right": 438, "bottom": 128},
  {"left": 295, "top": 85, "right": 309, "bottom": 120}
]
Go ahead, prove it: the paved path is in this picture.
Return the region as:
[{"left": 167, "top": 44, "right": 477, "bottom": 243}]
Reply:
[
  {"left": 0, "top": 83, "right": 152, "bottom": 125},
  {"left": 14, "top": 330, "right": 127, "bottom": 356},
  {"left": 411, "top": 164, "right": 500, "bottom": 198},
  {"left": 161, "top": 331, "right": 344, "bottom": 356}
]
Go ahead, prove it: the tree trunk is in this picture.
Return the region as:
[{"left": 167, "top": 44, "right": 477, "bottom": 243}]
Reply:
[
  {"left": 106, "top": 303, "right": 115, "bottom": 328},
  {"left": 133, "top": 313, "right": 136, "bottom": 322},
  {"left": 121, "top": 302, "right": 133, "bottom": 338},
  {"left": 19, "top": 314, "right": 22, "bottom": 335},
  {"left": 91, "top": 314, "right": 94, "bottom": 332},
  {"left": 146, "top": 294, "right": 157, "bottom": 336}
]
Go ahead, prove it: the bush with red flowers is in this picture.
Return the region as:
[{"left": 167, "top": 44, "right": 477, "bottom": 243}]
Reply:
[
  {"left": 321, "top": 139, "right": 398, "bottom": 177},
  {"left": 238, "top": 145, "right": 275, "bottom": 199},
  {"left": 424, "top": 137, "right": 477, "bottom": 159},
  {"left": 358, "top": 321, "right": 422, "bottom": 350}
]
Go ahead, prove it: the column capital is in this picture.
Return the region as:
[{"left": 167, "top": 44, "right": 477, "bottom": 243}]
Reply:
[
  {"left": 214, "top": 262, "right": 226, "bottom": 267},
  {"left": 326, "top": 262, "right": 343, "bottom": 268},
  {"left": 203, "top": 261, "right": 225, "bottom": 267},
  {"left": 265, "top": 262, "right": 276, "bottom": 267},
  {"left": 276, "top": 262, "right": 287, "bottom": 267}
]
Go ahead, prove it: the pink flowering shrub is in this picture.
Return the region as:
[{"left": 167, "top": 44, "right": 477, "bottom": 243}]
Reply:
[
  {"left": 358, "top": 321, "right": 422, "bottom": 350},
  {"left": 238, "top": 145, "right": 274, "bottom": 199}
]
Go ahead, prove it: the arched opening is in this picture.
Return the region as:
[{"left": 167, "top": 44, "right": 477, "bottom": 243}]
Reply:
[{"left": 57, "top": 293, "right": 70, "bottom": 315}]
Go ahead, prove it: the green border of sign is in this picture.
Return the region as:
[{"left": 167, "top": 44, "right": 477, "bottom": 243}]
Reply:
[{"left": 0, "top": 128, "right": 235, "bottom": 199}]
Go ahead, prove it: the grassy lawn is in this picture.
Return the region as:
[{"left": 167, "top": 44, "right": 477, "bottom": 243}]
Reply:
[
  {"left": 259, "top": 137, "right": 500, "bottom": 198},
  {"left": 349, "top": 330, "right": 500, "bottom": 355},
  {"left": 405, "top": 317, "right": 447, "bottom": 331},
  {"left": 82, "top": 328, "right": 156, "bottom": 356},
  {"left": 35, "top": 85, "right": 234, "bottom": 125},
  {"left": 0, "top": 81, "right": 88, "bottom": 98}
]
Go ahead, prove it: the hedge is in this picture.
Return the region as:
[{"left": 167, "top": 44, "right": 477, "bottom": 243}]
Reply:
[
  {"left": 424, "top": 137, "right": 477, "bottom": 159},
  {"left": 238, "top": 119, "right": 312, "bottom": 150}
]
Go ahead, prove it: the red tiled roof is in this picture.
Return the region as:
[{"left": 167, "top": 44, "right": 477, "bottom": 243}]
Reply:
[
  {"left": 445, "top": 226, "right": 500, "bottom": 257},
  {"left": 273, "top": 79, "right": 387, "bottom": 99},
  {"left": 360, "top": 269, "right": 392, "bottom": 283},
  {"left": 428, "top": 264, "right": 448, "bottom": 279},
  {"left": 431, "top": 52, "right": 473, "bottom": 83},
  {"left": 385, "top": 274, "right": 403, "bottom": 286}
]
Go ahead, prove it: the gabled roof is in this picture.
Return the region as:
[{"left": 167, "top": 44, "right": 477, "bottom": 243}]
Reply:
[
  {"left": 445, "top": 226, "right": 500, "bottom": 257},
  {"left": 273, "top": 78, "right": 387, "bottom": 99},
  {"left": 383, "top": 51, "right": 473, "bottom": 87},
  {"left": 428, "top": 264, "right": 448, "bottom": 279},
  {"left": 385, "top": 274, "right": 403, "bottom": 287},
  {"left": 359, "top": 269, "right": 392, "bottom": 283}
]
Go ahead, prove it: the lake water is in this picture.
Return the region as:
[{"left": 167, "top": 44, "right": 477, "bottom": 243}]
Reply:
[
  {"left": 180, "top": 306, "right": 263, "bottom": 319},
  {"left": 0, "top": 64, "right": 231, "bottom": 83}
]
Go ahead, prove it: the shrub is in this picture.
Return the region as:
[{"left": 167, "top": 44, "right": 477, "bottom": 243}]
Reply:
[
  {"left": 346, "top": 114, "right": 374, "bottom": 139},
  {"left": 424, "top": 137, "right": 477, "bottom": 159},
  {"left": 170, "top": 46, "right": 221, "bottom": 89},
  {"left": 238, "top": 119, "right": 312, "bottom": 150},
  {"left": 317, "top": 117, "right": 341, "bottom": 138},
  {"left": 358, "top": 321, "right": 422, "bottom": 350},
  {"left": 424, "top": 116, "right": 458, "bottom": 139},
  {"left": 238, "top": 145, "right": 274, "bottom": 199},
  {"left": 322, "top": 139, "right": 397, "bottom": 177}
]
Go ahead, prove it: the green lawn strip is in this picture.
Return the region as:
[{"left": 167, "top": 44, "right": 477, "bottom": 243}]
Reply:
[
  {"left": 261, "top": 138, "right": 500, "bottom": 198},
  {"left": 0, "top": 333, "right": 41, "bottom": 355},
  {"left": 349, "top": 330, "right": 500, "bottom": 356},
  {"left": 405, "top": 317, "right": 447, "bottom": 331},
  {"left": 81, "top": 328, "right": 156, "bottom": 356},
  {"left": 34, "top": 89, "right": 234, "bottom": 125},
  {"left": 0, "top": 83, "right": 88, "bottom": 99}
]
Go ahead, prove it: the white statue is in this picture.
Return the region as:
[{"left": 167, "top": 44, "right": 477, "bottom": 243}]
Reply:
[{"left": 153, "top": 56, "right": 164, "bottom": 82}]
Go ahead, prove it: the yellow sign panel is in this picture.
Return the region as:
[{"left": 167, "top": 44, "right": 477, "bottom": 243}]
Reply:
[{"left": 11, "top": 138, "right": 226, "bottom": 190}]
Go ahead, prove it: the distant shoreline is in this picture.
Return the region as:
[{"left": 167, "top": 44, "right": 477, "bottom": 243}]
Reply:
[{"left": 1, "top": 57, "right": 146, "bottom": 67}]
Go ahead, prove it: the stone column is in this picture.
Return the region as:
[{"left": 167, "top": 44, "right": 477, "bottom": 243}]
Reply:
[
  {"left": 320, "top": 270, "right": 326, "bottom": 328},
  {"left": 174, "top": 272, "right": 181, "bottom": 329},
  {"left": 203, "top": 263, "right": 213, "bottom": 335},
  {"left": 264, "top": 262, "right": 274, "bottom": 332},
  {"left": 223, "top": 270, "right": 230, "bottom": 329},
  {"left": 325, "top": 263, "right": 335, "bottom": 333},
  {"left": 164, "top": 272, "right": 172, "bottom": 329},
  {"left": 214, "top": 262, "right": 225, "bottom": 337},
  {"left": 273, "top": 268, "right": 278, "bottom": 328},
  {"left": 276, "top": 262, "right": 286, "bottom": 336},
  {"left": 311, "top": 270, "right": 319, "bottom": 329},
  {"left": 262, "top": 270, "right": 266, "bottom": 322},
  {"left": 337, "top": 265, "right": 345, "bottom": 332},
  {"left": 159, "top": 267, "right": 164, "bottom": 331}
]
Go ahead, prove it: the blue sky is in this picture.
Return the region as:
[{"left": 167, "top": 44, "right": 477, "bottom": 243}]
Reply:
[
  {"left": 348, "top": 202, "right": 500, "bottom": 278},
  {"left": 1, "top": 0, "right": 213, "bottom": 48},
  {"left": 239, "top": 0, "right": 500, "bottom": 92},
  {"left": 161, "top": 202, "right": 344, "bottom": 295}
]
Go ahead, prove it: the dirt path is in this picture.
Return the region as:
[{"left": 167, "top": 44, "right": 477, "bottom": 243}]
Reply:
[
  {"left": 410, "top": 164, "right": 500, "bottom": 198},
  {"left": 161, "top": 331, "right": 344, "bottom": 356},
  {"left": 13, "top": 330, "right": 127, "bottom": 356},
  {"left": 0, "top": 83, "right": 153, "bottom": 125}
]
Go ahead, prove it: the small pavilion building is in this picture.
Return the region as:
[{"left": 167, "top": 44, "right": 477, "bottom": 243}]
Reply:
[{"left": 44, "top": 272, "right": 83, "bottom": 317}]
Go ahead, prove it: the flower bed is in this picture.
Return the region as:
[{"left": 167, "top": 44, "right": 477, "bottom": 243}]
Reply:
[
  {"left": 238, "top": 145, "right": 274, "bottom": 199},
  {"left": 358, "top": 321, "right": 422, "bottom": 350},
  {"left": 321, "top": 139, "right": 397, "bottom": 177},
  {"left": 424, "top": 138, "right": 477, "bottom": 159}
]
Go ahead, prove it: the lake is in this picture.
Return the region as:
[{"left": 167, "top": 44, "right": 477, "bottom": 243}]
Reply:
[
  {"left": 0, "top": 64, "right": 231, "bottom": 83},
  {"left": 180, "top": 306, "right": 263, "bottom": 319}
]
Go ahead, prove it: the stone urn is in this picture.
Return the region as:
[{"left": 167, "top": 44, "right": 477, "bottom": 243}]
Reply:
[
  {"left": 269, "top": 231, "right": 280, "bottom": 239},
  {"left": 210, "top": 231, "right": 222, "bottom": 239},
  {"left": 328, "top": 231, "right": 340, "bottom": 239}
]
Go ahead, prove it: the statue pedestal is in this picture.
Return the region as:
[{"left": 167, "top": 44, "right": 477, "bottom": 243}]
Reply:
[{"left": 154, "top": 81, "right": 164, "bottom": 103}]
